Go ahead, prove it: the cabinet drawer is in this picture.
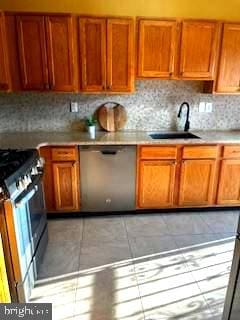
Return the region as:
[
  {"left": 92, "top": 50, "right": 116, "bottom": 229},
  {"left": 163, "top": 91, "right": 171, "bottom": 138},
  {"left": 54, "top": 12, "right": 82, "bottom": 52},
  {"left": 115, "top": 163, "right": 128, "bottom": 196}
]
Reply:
[
  {"left": 140, "top": 146, "right": 177, "bottom": 159},
  {"left": 223, "top": 146, "right": 240, "bottom": 159},
  {"left": 51, "top": 147, "right": 78, "bottom": 161},
  {"left": 183, "top": 146, "right": 218, "bottom": 159}
]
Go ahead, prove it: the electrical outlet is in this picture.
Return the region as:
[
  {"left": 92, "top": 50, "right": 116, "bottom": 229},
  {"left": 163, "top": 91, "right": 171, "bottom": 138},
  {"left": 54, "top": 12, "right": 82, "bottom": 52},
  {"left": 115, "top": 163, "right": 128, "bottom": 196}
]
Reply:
[
  {"left": 199, "top": 102, "right": 205, "bottom": 113},
  {"left": 70, "top": 102, "right": 78, "bottom": 113},
  {"left": 206, "top": 102, "right": 213, "bottom": 113}
]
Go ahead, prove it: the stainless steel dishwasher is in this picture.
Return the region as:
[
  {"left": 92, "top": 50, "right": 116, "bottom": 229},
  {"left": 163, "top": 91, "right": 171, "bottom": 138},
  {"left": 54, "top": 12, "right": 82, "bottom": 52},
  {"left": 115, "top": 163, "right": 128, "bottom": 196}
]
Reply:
[{"left": 79, "top": 145, "right": 136, "bottom": 212}]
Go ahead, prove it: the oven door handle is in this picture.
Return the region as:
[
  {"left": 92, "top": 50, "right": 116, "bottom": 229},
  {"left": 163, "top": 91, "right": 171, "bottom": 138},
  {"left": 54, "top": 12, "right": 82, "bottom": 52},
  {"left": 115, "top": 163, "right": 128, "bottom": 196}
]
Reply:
[{"left": 15, "top": 185, "right": 38, "bottom": 208}]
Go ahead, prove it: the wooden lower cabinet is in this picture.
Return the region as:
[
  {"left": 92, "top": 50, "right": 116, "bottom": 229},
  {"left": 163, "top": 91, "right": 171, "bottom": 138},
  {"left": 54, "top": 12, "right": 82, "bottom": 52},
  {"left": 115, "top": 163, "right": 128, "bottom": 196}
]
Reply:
[
  {"left": 138, "top": 160, "right": 176, "bottom": 208},
  {"left": 179, "top": 159, "right": 216, "bottom": 206},
  {"left": 53, "top": 162, "right": 80, "bottom": 211},
  {"left": 40, "top": 146, "right": 80, "bottom": 213},
  {"left": 217, "top": 160, "right": 240, "bottom": 204}
]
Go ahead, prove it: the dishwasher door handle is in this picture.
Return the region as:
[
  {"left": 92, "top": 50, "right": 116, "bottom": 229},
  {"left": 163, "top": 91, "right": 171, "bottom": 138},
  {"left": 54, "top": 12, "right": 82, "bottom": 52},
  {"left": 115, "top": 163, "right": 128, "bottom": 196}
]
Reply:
[{"left": 101, "top": 150, "right": 118, "bottom": 155}]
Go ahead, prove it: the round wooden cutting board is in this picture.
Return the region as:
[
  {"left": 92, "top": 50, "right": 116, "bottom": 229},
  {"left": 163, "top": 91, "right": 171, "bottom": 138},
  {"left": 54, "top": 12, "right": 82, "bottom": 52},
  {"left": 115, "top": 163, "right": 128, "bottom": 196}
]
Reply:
[{"left": 97, "top": 102, "right": 127, "bottom": 132}]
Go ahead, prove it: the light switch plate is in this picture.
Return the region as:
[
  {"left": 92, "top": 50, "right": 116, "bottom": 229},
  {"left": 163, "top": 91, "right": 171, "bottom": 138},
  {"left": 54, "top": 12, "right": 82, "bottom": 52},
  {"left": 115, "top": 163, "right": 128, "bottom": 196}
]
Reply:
[
  {"left": 70, "top": 102, "right": 78, "bottom": 113},
  {"left": 206, "top": 102, "right": 213, "bottom": 113},
  {"left": 199, "top": 102, "right": 205, "bottom": 113}
]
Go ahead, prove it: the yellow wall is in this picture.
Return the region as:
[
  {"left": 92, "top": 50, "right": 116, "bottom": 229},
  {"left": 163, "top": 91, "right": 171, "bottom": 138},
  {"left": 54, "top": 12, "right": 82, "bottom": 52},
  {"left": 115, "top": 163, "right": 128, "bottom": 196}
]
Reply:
[{"left": 0, "top": 0, "right": 240, "bottom": 20}]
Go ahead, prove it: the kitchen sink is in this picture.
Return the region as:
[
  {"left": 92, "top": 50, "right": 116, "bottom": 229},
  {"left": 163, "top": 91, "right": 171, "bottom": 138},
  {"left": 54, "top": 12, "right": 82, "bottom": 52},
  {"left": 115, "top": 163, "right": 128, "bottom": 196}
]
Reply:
[{"left": 149, "top": 132, "right": 201, "bottom": 139}]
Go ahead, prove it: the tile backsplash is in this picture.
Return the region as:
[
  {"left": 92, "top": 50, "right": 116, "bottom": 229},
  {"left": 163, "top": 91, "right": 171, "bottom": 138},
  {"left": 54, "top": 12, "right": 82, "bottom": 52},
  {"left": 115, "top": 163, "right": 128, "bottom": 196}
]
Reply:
[{"left": 0, "top": 80, "right": 240, "bottom": 133}]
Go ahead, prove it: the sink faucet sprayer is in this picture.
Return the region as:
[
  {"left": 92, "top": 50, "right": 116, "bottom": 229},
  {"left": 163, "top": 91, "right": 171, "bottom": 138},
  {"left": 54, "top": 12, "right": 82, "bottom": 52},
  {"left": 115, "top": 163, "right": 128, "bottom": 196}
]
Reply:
[{"left": 177, "top": 102, "right": 190, "bottom": 132}]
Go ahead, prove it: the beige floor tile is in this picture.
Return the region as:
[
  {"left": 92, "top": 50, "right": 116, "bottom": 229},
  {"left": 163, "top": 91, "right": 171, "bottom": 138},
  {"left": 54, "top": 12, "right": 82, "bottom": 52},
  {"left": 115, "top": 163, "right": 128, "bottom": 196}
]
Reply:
[
  {"left": 140, "top": 272, "right": 212, "bottom": 319},
  {"left": 200, "top": 211, "right": 239, "bottom": 233},
  {"left": 133, "top": 250, "right": 188, "bottom": 285},
  {"left": 75, "top": 263, "right": 144, "bottom": 320},
  {"left": 124, "top": 214, "right": 169, "bottom": 237},
  {"left": 48, "top": 219, "right": 83, "bottom": 243},
  {"left": 128, "top": 235, "right": 178, "bottom": 258},
  {"left": 162, "top": 213, "right": 212, "bottom": 235},
  {"left": 79, "top": 241, "right": 132, "bottom": 269},
  {"left": 82, "top": 216, "right": 128, "bottom": 242},
  {"left": 38, "top": 241, "right": 81, "bottom": 279}
]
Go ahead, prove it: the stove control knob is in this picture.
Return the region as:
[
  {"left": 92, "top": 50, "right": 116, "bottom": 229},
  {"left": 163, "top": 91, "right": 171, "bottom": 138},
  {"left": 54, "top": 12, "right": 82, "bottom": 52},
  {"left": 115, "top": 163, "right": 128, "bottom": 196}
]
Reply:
[
  {"left": 22, "top": 177, "right": 28, "bottom": 189},
  {"left": 26, "top": 174, "right": 32, "bottom": 185},
  {"left": 23, "top": 175, "right": 30, "bottom": 188},
  {"left": 17, "top": 178, "right": 25, "bottom": 191},
  {"left": 31, "top": 166, "right": 38, "bottom": 175},
  {"left": 37, "top": 157, "right": 45, "bottom": 168}
]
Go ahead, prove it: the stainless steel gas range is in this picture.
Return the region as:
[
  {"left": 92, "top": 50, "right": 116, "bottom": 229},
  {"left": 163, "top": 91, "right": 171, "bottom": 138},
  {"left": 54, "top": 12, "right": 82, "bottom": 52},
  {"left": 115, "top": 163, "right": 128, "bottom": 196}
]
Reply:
[{"left": 0, "top": 149, "right": 48, "bottom": 302}]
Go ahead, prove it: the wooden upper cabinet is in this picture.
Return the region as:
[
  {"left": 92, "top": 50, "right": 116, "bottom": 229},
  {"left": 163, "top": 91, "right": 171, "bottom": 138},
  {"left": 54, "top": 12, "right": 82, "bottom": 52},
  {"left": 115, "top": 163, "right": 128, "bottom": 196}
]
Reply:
[
  {"left": 16, "top": 15, "right": 48, "bottom": 90},
  {"left": 0, "top": 13, "right": 10, "bottom": 91},
  {"left": 179, "top": 20, "right": 219, "bottom": 79},
  {"left": 179, "top": 159, "right": 216, "bottom": 206},
  {"left": 107, "top": 19, "right": 134, "bottom": 92},
  {"left": 216, "top": 23, "right": 240, "bottom": 93},
  {"left": 217, "top": 160, "right": 240, "bottom": 205},
  {"left": 79, "top": 18, "right": 106, "bottom": 92},
  {"left": 138, "top": 160, "right": 176, "bottom": 208},
  {"left": 45, "top": 15, "right": 77, "bottom": 92},
  {"left": 138, "top": 19, "right": 177, "bottom": 78}
]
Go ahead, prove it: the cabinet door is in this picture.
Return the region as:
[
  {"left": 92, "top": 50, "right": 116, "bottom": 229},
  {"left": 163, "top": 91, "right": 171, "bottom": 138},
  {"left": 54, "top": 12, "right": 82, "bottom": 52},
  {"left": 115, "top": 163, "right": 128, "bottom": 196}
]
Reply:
[
  {"left": 179, "top": 160, "right": 216, "bottom": 206},
  {"left": 107, "top": 19, "right": 134, "bottom": 92},
  {"left": 216, "top": 23, "right": 240, "bottom": 93},
  {"left": 79, "top": 18, "right": 106, "bottom": 92},
  {"left": 17, "top": 15, "right": 48, "bottom": 90},
  {"left": 0, "top": 14, "right": 10, "bottom": 91},
  {"left": 217, "top": 160, "right": 240, "bottom": 204},
  {"left": 138, "top": 20, "right": 177, "bottom": 78},
  {"left": 179, "top": 21, "right": 218, "bottom": 79},
  {"left": 46, "top": 15, "right": 77, "bottom": 92},
  {"left": 138, "top": 160, "right": 176, "bottom": 208},
  {"left": 53, "top": 162, "right": 80, "bottom": 212}
]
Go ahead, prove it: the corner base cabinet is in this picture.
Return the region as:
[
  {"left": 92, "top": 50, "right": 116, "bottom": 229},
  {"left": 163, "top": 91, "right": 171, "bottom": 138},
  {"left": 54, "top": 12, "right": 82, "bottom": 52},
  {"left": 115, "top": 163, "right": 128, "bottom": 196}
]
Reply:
[{"left": 40, "top": 146, "right": 80, "bottom": 213}]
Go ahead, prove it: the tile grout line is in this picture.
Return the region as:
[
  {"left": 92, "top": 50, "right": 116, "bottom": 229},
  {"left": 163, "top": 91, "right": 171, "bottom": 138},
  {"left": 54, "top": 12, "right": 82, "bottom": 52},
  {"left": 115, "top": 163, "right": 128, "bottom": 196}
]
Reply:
[
  {"left": 167, "top": 230, "right": 218, "bottom": 317},
  {"left": 198, "top": 213, "right": 218, "bottom": 234},
  {"left": 122, "top": 216, "right": 147, "bottom": 320},
  {"left": 74, "top": 218, "right": 85, "bottom": 318},
  {"left": 192, "top": 274, "right": 220, "bottom": 318}
]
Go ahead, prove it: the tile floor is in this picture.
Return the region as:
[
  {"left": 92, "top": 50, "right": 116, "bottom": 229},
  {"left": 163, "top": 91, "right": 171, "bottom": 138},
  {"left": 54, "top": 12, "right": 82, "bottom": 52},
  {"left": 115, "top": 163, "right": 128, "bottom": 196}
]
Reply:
[{"left": 30, "top": 210, "right": 240, "bottom": 320}]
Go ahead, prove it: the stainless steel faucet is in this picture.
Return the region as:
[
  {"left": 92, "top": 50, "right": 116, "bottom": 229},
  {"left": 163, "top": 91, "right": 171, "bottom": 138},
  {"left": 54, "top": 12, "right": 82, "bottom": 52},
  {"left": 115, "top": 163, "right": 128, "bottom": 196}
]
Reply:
[{"left": 177, "top": 102, "right": 190, "bottom": 132}]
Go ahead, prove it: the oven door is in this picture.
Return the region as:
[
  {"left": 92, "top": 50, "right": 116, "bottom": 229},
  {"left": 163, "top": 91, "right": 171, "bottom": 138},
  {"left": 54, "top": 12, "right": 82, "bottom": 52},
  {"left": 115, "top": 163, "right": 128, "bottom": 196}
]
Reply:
[
  {"left": 27, "top": 181, "right": 46, "bottom": 250},
  {"left": 12, "top": 177, "right": 47, "bottom": 301}
]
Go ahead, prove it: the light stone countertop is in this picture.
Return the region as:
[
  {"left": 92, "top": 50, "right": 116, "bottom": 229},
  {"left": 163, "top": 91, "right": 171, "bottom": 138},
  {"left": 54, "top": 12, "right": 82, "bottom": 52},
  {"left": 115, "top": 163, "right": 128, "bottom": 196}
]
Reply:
[{"left": 1, "top": 130, "right": 240, "bottom": 149}]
